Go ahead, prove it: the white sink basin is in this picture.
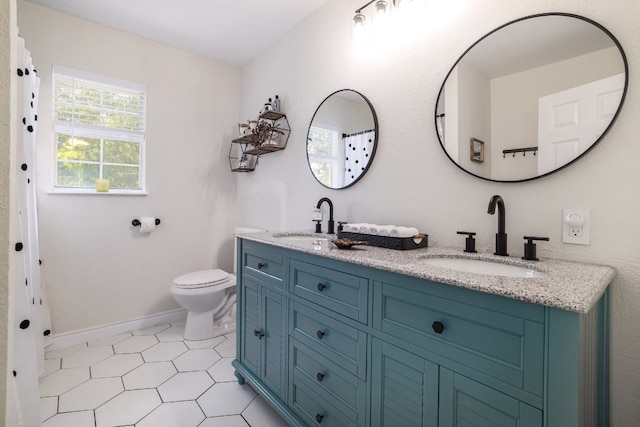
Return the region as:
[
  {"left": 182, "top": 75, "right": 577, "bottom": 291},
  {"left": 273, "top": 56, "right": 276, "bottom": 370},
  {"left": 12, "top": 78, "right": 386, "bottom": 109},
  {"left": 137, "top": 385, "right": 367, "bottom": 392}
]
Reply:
[
  {"left": 421, "top": 257, "right": 546, "bottom": 278},
  {"left": 272, "top": 233, "right": 330, "bottom": 242}
]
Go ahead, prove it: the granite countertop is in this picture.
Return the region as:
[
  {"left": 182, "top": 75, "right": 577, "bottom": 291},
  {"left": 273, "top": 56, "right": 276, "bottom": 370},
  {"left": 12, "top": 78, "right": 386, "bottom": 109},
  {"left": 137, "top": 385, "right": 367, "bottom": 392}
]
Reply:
[{"left": 237, "top": 231, "right": 616, "bottom": 314}]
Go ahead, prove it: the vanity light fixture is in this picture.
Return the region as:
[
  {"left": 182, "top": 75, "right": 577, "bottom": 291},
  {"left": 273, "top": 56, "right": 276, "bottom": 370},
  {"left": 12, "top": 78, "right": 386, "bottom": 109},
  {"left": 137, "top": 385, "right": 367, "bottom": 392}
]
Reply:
[{"left": 352, "top": 0, "right": 422, "bottom": 40}]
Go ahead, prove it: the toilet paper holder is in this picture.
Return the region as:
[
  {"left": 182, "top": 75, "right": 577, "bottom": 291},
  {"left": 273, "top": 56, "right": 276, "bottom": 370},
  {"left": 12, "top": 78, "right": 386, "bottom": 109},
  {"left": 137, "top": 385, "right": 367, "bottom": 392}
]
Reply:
[{"left": 132, "top": 218, "right": 161, "bottom": 227}]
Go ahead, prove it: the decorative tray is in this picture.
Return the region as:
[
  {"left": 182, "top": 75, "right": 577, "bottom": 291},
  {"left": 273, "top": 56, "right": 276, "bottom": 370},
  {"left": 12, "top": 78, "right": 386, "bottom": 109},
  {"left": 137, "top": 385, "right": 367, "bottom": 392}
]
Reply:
[{"left": 337, "top": 231, "right": 428, "bottom": 250}]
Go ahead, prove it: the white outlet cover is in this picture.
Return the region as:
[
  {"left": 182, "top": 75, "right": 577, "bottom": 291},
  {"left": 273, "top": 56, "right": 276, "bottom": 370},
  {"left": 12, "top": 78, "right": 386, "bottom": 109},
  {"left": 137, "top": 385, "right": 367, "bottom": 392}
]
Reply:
[{"left": 562, "top": 208, "right": 590, "bottom": 245}]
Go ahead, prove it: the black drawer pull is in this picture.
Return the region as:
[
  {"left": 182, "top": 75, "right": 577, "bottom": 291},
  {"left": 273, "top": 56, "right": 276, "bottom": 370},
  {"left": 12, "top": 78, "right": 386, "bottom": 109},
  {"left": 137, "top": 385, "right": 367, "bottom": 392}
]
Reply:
[
  {"left": 317, "top": 282, "right": 326, "bottom": 292},
  {"left": 257, "top": 262, "right": 265, "bottom": 270},
  {"left": 432, "top": 321, "right": 445, "bottom": 334},
  {"left": 316, "top": 330, "right": 325, "bottom": 340},
  {"left": 315, "top": 414, "right": 324, "bottom": 424},
  {"left": 253, "top": 329, "right": 264, "bottom": 339},
  {"left": 316, "top": 372, "right": 325, "bottom": 382}
]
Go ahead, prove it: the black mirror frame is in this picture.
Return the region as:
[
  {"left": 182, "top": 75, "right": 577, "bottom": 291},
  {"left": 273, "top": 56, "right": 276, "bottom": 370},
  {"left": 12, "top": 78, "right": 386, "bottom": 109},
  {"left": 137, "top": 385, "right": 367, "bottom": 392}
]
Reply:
[
  {"left": 434, "top": 12, "right": 629, "bottom": 183},
  {"left": 307, "top": 89, "right": 379, "bottom": 189}
]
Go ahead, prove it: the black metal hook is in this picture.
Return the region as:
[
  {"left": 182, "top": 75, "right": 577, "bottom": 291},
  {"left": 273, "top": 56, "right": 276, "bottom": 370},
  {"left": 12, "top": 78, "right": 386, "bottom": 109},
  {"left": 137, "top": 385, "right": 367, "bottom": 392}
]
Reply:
[{"left": 132, "top": 218, "right": 161, "bottom": 227}]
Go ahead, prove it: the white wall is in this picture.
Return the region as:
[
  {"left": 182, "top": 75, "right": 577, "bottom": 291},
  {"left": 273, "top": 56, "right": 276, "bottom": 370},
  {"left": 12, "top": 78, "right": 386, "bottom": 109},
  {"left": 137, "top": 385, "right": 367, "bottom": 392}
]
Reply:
[
  {"left": 17, "top": 1, "right": 240, "bottom": 334},
  {"left": 237, "top": 0, "right": 640, "bottom": 424}
]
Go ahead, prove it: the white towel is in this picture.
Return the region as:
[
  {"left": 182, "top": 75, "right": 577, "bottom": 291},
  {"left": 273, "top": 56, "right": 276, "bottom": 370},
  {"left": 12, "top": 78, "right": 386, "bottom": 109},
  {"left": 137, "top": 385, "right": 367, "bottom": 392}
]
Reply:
[
  {"left": 389, "top": 226, "right": 420, "bottom": 238},
  {"left": 344, "top": 223, "right": 361, "bottom": 232},
  {"left": 376, "top": 225, "right": 396, "bottom": 237},
  {"left": 358, "top": 223, "right": 372, "bottom": 234}
]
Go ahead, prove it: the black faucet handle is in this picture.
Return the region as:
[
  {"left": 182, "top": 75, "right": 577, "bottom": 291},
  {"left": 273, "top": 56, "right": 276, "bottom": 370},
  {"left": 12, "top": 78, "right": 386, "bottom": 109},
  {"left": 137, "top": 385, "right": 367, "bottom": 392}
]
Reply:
[
  {"left": 522, "top": 236, "right": 549, "bottom": 261},
  {"left": 337, "top": 221, "right": 347, "bottom": 233},
  {"left": 313, "top": 220, "right": 322, "bottom": 233},
  {"left": 457, "top": 231, "right": 477, "bottom": 253}
]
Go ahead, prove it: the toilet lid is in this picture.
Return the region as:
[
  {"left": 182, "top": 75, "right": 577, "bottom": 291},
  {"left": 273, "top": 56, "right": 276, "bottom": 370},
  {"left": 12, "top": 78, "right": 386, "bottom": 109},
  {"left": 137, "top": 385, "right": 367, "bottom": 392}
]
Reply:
[{"left": 173, "top": 269, "right": 230, "bottom": 288}]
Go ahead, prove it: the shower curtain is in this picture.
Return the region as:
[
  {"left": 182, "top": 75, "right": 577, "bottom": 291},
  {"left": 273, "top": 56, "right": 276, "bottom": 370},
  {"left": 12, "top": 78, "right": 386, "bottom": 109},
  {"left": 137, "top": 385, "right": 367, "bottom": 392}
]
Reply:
[
  {"left": 10, "top": 35, "right": 52, "bottom": 427},
  {"left": 343, "top": 129, "right": 375, "bottom": 187}
]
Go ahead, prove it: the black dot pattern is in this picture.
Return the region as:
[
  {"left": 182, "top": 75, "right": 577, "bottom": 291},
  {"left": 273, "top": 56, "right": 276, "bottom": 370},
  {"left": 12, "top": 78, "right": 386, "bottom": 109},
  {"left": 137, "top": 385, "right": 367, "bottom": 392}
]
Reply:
[
  {"left": 20, "top": 320, "right": 30, "bottom": 329},
  {"left": 343, "top": 130, "right": 375, "bottom": 186},
  {"left": 15, "top": 242, "right": 23, "bottom": 252}
]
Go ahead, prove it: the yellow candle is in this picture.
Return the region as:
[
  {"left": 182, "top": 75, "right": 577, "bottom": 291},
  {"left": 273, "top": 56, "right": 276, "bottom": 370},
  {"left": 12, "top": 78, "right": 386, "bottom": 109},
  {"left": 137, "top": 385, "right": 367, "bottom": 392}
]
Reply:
[{"left": 96, "top": 179, "right": 110, "bottom": 192}]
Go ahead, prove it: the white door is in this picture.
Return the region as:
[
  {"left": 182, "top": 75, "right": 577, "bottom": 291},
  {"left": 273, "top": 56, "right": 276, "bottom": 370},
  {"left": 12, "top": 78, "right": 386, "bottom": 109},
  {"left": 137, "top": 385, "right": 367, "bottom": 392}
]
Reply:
[{"left": 538, "top": 73, "right": 624, "bottom": 175}]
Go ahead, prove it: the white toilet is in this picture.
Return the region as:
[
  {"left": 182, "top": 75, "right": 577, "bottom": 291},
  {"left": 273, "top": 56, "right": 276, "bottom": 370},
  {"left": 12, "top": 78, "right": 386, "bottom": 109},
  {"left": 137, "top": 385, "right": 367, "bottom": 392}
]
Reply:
[{"left": 170, "top": 226, "right": 265, "bottom": 341}]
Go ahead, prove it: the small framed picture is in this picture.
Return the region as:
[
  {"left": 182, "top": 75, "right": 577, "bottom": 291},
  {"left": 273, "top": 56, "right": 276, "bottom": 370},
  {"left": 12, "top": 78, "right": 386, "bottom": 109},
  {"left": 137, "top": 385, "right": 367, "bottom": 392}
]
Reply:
[{"left": 470, "top": 138, "right": 484, "bottom": 162}]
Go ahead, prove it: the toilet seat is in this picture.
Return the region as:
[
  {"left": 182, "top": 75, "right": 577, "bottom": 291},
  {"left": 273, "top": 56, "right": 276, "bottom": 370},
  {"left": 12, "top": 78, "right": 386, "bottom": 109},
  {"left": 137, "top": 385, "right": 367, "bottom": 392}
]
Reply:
[{"left": 172, "top": 269, "right": 232, "bottom": 289}]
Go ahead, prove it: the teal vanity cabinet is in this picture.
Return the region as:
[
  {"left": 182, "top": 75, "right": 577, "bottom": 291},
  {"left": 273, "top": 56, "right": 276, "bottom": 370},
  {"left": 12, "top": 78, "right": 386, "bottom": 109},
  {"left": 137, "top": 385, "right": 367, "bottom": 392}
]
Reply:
[{"left": 233, "top": 238, "right": 610, "bottom": 427}]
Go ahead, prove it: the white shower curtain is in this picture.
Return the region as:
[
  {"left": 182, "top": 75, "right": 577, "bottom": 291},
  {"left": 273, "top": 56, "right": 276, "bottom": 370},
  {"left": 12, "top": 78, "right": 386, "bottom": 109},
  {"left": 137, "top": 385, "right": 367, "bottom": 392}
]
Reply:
[
  {"left": 10, "top": 35, "right": 52, "bottom": 427},
  {"left": 343, "top": 130, "right": 375, "bottom": 187}
]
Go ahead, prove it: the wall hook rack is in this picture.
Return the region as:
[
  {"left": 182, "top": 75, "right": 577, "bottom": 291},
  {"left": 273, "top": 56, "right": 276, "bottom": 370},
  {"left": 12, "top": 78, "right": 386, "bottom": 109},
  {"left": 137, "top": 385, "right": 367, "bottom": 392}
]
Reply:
[
  {"left": 502, "top": 146, "right": 538, "bottom": 158},
  {"left": 132, "top": 218, "right": 161, "bottom": 227}
]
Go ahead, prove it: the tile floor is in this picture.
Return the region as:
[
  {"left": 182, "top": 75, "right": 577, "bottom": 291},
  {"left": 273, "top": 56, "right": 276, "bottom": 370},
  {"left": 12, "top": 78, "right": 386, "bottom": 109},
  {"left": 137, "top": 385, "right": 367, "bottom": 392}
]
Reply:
[{"left": 39, "top": 321, "right": 289, "bottom": 427}]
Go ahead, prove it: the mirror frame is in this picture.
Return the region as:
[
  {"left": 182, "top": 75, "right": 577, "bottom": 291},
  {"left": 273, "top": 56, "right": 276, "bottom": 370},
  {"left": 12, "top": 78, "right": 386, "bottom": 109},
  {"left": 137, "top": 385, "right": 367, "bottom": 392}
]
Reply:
[
  {"left": 307, "top": 89, "right": 379, "bottom": 189},
  {"left": 434, "top": 12, "right": 629, "bottom": 183}
]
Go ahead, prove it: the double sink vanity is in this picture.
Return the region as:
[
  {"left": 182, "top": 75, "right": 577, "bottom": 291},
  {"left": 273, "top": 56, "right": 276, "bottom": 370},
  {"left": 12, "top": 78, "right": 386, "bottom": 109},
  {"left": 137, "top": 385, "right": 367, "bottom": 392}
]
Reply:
[{"left": 232, "top": 231, "right": 614, "bottom": 427}]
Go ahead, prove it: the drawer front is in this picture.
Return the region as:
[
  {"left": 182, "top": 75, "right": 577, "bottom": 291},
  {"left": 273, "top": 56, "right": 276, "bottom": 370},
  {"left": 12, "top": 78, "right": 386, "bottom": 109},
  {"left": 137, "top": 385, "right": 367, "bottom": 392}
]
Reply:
[
  {"left": 291, "top": 260, "right": 368, "bottom": 323},
  {"left": 290, "top": 339, "right": 365, "bottom": 414},
  {"left": 291, "top": 303, "right": 367, "bottom": 380},
  {"left": 374, "top": 281, "right": 544, "bottom": 397},
  {"left": 291, "top": 374, "right": 359, "bottom": 427},
  {"left": 242, "top": 242, "right": 285, "bottom": 288}
]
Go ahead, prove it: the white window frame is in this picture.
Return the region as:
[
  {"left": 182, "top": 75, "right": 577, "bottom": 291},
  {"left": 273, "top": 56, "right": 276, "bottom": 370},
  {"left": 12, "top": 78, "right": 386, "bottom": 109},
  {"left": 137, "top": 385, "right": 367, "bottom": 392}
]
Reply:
[
  {"left": 308, "top": 124, "right": 343, "bottom": 188},
  {"left": 51, "top": 66, "right": 147, "bottom": 195}
]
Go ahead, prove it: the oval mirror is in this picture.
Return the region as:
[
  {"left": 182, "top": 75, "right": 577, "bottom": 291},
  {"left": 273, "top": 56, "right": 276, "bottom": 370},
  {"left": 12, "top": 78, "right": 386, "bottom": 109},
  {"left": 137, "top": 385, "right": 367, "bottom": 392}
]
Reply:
[
  {"left": 307, "top": 89, "right": 378, "bottom": 189},
  {"left": 435, "top": 13, "right": 628, "bottom": 182}
]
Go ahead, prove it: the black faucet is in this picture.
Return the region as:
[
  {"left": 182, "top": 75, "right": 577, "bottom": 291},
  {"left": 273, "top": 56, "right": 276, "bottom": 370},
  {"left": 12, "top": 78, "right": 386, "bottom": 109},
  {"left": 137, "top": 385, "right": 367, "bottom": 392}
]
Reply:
[
  {"left": 316, "top": 197, "right": 335, "bottom": 234},
  {"left": 487, "top": 195, "right": 508, "bottom": 256}
]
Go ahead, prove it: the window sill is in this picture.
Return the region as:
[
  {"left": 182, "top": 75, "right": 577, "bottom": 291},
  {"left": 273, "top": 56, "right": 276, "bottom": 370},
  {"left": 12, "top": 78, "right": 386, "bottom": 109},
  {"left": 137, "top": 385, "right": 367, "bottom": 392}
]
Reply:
[{"left": 47, "top": 188, "right": 148, "bottom": 196}]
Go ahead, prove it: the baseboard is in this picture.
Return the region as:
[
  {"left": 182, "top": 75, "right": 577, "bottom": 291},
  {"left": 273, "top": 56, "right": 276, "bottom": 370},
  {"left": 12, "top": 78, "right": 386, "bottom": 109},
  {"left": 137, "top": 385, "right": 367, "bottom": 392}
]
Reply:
[{"left": 48, "top": 308, "right": 187, "bottom": 351}]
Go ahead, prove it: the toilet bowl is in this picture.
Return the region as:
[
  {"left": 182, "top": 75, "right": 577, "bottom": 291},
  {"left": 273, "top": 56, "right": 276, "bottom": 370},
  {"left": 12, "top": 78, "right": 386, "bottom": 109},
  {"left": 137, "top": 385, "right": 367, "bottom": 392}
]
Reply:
[
  {"left": 170, "top": 269, "right": 237, "bottom": 340},
  {"left": 170, "top": 226, "right": 266, "bottom": 341}
]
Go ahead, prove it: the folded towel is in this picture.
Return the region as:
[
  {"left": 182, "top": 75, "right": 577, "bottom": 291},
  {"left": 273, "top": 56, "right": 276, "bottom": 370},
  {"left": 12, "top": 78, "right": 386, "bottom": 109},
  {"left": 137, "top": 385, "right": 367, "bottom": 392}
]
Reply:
[
  {"left": 358, "top": 223, "right": 372, "bottom": 234},
  {"left": 344, "top": 223, "right": 361, "bottom": 232},
  {"left": 371, "top": 225, "right": 395, "bottom": 236},
  {"left": 389, "top": 226, "right": 420, "bottom": 238}
]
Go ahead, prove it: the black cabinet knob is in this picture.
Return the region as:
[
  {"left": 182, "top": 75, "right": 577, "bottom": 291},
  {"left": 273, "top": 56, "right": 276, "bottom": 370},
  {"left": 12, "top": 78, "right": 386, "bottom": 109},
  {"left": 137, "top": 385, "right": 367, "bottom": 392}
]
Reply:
[
  {"left": 432, "top": 321, "right": 445, "bottom": 334},
  {"left": 253, "top": 329, "right": 264, "bottom": 339},
  {"left": 316, "top": 372, "right": 325, "bottom": 382},
  {"left": 315, "top": 414, "right": 324, "bottom": 423},
  {"left": 316, "top": 330, "right": 325, "bottom": 340},
  {"left": 257, "top": 262, "right": 265, "bottom": 270},
  {"left": 317, "top": 283, "right": 326, "bottom": 292}
]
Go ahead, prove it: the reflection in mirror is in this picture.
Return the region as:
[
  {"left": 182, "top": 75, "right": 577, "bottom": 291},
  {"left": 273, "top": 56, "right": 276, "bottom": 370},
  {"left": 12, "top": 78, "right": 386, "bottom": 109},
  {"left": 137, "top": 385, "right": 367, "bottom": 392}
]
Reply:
[
  {"left": 435, "top": 13, "right": 628, "bottom": 182},
  {"left": 307, "top": 89, "right": 378, "bottom": 189}
]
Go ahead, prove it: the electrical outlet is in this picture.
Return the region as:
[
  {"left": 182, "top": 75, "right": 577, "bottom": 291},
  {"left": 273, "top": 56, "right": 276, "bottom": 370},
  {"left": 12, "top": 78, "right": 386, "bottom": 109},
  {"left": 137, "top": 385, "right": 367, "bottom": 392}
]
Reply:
[{"left": 562, "top": 209, "right": 590, "bottom": 245}]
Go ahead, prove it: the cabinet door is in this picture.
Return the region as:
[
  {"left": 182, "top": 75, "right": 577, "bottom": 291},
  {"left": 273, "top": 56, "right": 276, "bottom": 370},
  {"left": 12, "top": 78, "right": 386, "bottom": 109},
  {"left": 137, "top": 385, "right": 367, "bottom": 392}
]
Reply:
[
  {"left": 439, "top": 368, "right": 542, "bottom": 427},
  {"left": 371, "top": 339, "right": 439, "bottom": 427},
  {"left": 239, "top": 277, "right": 288, "bottom": 399}
]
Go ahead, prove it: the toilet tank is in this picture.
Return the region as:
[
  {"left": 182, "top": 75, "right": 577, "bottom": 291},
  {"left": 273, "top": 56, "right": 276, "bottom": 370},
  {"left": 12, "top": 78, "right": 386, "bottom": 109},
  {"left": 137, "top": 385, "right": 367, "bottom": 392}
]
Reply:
[{"left": 233, "top": 226, "right": 266, "bottom": 274}]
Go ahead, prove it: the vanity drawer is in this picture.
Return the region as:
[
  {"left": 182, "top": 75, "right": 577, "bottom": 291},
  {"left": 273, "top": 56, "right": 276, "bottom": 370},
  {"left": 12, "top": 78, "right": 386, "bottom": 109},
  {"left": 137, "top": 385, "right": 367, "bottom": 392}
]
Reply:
[
  {"left": 291, "top": 259, "right": 368, "bottom": 323},
  {"left": 290, "top": 339, "right": 365, "bottom": 414},
  {"left": 242, "top": 242, "right": 285, "bottom": 288},
  {"left": 291, "top": 303, "right": 367, "bottom": 380},
  {"left": 290, "top": 373, "right": 360, "bottom": 427},
  {"left": 374, "top": 280, "right": 545, "bottom": 397}
]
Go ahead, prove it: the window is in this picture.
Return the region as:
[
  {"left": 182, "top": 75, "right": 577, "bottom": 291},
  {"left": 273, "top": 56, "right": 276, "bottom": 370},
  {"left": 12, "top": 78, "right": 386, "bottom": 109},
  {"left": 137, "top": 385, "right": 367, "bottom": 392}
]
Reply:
[
  {"left": 308, "top": 125, "right": 343, "bottom": 188},
  {"left": 53, "top": 66, "right": 146, "bottom": 192}
]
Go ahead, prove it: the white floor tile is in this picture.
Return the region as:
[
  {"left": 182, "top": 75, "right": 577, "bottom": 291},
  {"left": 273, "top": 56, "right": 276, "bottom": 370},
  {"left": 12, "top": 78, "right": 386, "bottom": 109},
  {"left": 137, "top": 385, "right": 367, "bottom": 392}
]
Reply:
[
  {"left": 95, "top": 389, "right": 161, "bottom": 427},
  {"left": 156, "top": 326, "right": 186, "bottom": 342},
  {"left": 133, "top": 323, "right": 171, "bottom": 335},
  {"left": 122, "top": 361, "right": 176, "bottom": 390},
  {"left": 185, "top": 336, "right": 225, "bottom": 349},
  {"left": 113, "top": 335, "right": 159, "bottom": 353},
  {"left": 197, "top": 382, "right": 256, "bottom": 417},
  {"left": 173, "top": 348, "right": 221, "bottom": 372},
  {"left": 142, "top": 341, "right": 188, "bottom": 362},
  {"left": 207, "top": 358, "right": 237, "bottom": 382},
  {"left": 91, "top": 353, "right": 144, "bottom": 378},
  {"left": 243, "top": 395, "right": 290, "bottom": 427},
  {"left": 88, "top": 331, "right": 132, "bottom": 346},
  {"left": 43, "top": 358, "right": 61, "bottom": 377},
  {"left": 39, "top": 367, "right": 90, "bottom": 397},
  {"left": 198, "top": 415, "right": 250, "bottom": 427},
  {"left": 40, "top": 396, "right": 57, "bottom": 422},
  {"left": 137, "top": 401, "right": 205, "bottom": 427},
  {"left": 45, "top": 343, "right": 87, "bottom": 360},
  {"left": 157, "top": 371, "right": 214, "bottom": 402},
  {"left": 42, "top": 410, "right": 95, "bottom": 427},
  {"left": 61, "top": 345, "right": 114, "bottom": 368},
  {"left": 213, "top": 335, "right": 236, "bottom": 358},
  {"left": 58, "top": 377, "right": 123, "bottom": 412}
]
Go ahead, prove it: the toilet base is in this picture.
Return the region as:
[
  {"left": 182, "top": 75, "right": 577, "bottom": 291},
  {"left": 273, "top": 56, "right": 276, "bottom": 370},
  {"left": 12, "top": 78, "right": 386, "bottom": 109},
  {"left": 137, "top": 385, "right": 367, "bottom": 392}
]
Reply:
[{"left": 183, "top": 309, "right": 236, "bottom": 341}]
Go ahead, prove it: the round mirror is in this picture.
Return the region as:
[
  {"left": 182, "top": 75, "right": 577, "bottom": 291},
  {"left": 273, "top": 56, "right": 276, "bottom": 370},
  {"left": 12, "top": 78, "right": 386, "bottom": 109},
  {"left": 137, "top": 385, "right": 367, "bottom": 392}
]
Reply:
[
  {"left": 435, "top": 13, "right": 628, "bottom": 182},
  {"left": 307, "top": 89, "right": 378, "bottom": 189}
]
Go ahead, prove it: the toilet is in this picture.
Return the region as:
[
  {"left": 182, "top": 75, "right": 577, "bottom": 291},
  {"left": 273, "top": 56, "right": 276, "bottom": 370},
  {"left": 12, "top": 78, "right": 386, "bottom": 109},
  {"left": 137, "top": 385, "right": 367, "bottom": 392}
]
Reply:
[{"left": 170, "top": 226, "right": 265, "bottom": 341}]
